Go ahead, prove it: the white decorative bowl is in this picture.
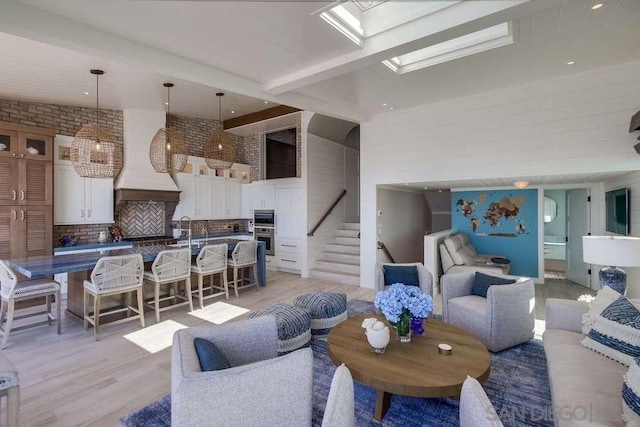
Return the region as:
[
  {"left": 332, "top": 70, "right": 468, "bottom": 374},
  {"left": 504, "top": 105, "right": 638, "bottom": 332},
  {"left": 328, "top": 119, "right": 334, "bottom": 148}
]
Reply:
[{"left": 366, "top": 322, "right": 390, "bottom": 353}]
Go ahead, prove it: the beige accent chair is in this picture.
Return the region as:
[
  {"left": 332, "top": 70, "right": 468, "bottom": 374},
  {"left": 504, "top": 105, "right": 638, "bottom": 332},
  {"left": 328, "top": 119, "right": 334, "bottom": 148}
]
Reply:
[
  {"left": 191, "top": 244, "right": 229, "bottom": 308},
  {"left": 172, "top": 316, "right": 355, "bottom": 427},
  {"left": 375, "top": 262, "right": 433, "bottom": 297},
  {"left": 442, "top": 272, "right": 535, "bottom": 352},
  {"left": 440, "top": 233, "right": 509, "bottom": 275},
  {"left": 83, "top": 253, "right": 145, "bottom": 340},
  {"left": 0, "top": 260, "right": 61, "bottom": 349},
  {"left": 144, "top": 248, "right": 193, "bottom": 323},
  {"left": 228, "top": 241, "right": 259, "bottom": 298}
]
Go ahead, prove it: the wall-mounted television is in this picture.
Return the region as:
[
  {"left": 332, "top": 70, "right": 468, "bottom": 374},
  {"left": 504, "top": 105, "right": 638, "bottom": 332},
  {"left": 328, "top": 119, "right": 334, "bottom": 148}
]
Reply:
[{"left": 605, "top": 187, "right": 630, "bottom": 235}]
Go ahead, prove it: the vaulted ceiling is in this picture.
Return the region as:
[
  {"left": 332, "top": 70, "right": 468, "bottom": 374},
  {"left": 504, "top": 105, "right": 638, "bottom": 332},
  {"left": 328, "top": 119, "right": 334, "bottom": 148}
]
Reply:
[{"left": 0, "top": 0, "right": 638, "bottom": 123}]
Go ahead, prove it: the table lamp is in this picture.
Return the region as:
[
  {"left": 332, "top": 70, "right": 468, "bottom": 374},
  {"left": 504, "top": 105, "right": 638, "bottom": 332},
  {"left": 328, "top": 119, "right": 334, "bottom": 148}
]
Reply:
[{"left": 582, "top": 236, "right": 640, "bottom": 294}]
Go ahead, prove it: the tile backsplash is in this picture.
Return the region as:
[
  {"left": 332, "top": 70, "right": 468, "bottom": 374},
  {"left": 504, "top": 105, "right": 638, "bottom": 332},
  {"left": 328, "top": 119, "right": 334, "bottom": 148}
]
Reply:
[{"left": 120, "top": 201, "right": 165, "bottom": 237}]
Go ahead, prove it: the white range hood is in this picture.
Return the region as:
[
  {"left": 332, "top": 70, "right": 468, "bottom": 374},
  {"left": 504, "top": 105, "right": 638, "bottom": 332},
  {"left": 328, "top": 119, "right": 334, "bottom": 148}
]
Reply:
[{"left": 114, "top": 109, "right": 180, "bottom": 192}]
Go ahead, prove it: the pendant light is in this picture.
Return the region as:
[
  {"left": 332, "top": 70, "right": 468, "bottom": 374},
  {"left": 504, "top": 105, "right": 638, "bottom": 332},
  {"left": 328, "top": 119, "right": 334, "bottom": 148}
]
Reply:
[
  {"left": 204, "top": 92, "right": 235, "bottom": 169},
  {"left": 70, "top": 69, "right": 123, "bottom": 178},
  {"left": 149, "top": 83, "right": 188, "bottom": 173}
]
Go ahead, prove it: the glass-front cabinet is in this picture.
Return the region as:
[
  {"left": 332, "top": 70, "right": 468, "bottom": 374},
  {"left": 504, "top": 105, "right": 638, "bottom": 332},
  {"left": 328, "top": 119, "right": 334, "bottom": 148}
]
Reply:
[{"left": 0, "top": 129, "right": 52, "bottom": 161}]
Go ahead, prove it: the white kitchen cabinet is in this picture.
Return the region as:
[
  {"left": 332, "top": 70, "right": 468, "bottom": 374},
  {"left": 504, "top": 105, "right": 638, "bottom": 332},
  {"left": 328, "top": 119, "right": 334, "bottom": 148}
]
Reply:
[
  {"left": 54, "top": 163, "right": 114, "bottom": 225},
  {"left": 275, "top": 186, "right": 303, "bottom": 239},
  {"left": 242, "top": 183, "right": 276, "bottom": 218},
  {"left": 213, "top": 179, "right": 242, "bottom": 218},
  {"left": 173, "top": 173, "right": 212, "bottom": 220}
]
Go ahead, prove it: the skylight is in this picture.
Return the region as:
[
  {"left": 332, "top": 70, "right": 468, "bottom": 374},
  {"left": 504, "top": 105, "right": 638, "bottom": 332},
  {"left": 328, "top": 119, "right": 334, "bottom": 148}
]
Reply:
[
  {"left": 320, "top": 4, "right": 364, "bottom": 46},
  {"left": 382, "top": 22, "right": 513, "bottom": 74}
]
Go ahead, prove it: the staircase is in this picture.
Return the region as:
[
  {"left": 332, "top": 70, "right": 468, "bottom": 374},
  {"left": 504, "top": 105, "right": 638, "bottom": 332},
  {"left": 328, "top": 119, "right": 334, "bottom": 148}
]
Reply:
[{"left": 310, "top": 222, "right": 360, "bottom": 286}]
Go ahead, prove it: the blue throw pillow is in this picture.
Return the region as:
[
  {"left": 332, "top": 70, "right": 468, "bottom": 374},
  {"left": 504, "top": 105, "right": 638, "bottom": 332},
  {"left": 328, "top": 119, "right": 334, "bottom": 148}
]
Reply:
[
  {"left": 383, "top": 265, "right": 419, "bottom": 287},
  {"left": 194, "top": 337, "right": 230, "bottom": 372},
  {"left": 471, "top": 272, "right": 516, "bottom": 298}
]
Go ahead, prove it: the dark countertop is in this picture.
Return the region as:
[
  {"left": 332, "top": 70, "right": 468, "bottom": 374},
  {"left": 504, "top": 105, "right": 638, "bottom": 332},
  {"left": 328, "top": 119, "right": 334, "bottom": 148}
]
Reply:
[
  {"left": 53, "top": 241, "right": 133, "bottom": 254},
  {"left": 9, "top": 240, "right": 265, "bottom": 279}
]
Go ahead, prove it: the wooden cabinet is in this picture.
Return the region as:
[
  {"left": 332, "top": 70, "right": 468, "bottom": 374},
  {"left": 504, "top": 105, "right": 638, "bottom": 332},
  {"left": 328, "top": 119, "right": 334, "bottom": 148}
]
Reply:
[
  {"left": 0, "top": 121, "right": 55, "bottom": 260},
  {"left": 53, "top": 164, "right": 114, "bottom": 225}
]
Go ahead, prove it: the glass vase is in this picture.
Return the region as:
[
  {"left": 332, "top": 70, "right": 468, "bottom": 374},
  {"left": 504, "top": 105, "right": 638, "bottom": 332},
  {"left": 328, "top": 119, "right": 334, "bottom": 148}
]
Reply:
[
  {"left": 410, "top": 316, "right": 424, "bottom": 336},
  {"left": 395, "top": 314, "right": 411, "bottom": 343}
]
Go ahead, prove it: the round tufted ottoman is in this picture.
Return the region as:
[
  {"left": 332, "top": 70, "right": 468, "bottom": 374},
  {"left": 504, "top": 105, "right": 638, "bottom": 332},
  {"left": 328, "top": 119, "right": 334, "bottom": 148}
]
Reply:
[
  {"left": 293, "top": 292, "right": 348, "bottom": 339},
  {"left": 248, "top": 304, "right": 311, "bottom": 355}
]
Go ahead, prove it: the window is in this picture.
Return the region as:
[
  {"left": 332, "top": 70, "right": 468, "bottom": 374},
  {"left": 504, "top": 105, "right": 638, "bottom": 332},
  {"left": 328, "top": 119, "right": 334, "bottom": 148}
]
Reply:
[{"left": 263, "top": 128, "right": 297, "bottom": 180}]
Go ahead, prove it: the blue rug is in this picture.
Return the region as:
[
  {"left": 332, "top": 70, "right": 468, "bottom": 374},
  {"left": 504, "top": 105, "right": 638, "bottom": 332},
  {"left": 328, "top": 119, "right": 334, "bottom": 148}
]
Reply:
[{"left": 121, "top": 300, "right": 552, "bottom": 426}]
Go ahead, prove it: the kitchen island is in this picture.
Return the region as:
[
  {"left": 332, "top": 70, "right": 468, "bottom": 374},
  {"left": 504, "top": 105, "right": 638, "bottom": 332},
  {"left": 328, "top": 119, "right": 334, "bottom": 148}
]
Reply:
[{"left": 7, "top": 240, "right": 266, "bottom": 319}]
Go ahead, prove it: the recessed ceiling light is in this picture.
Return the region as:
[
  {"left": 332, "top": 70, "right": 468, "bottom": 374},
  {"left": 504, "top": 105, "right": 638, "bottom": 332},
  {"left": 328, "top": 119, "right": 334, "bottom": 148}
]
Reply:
[
  {"left": 264, "top": 101, "right": 269, "bottom": 104},
  {"left": 231, "top": 110, "right": 235, "bottom": 114},
  {"left": 165, "top": 102, "right": 169, "bottom": 105},
  {"left": 84, "top": 91, "right": 90, "bottom": 95},
  {"left": 591, "top": 3, "right": 603, "bottom": 10},
  {"left": 567, "top": 61, "right": 575, "bottom": 65},
  {"left": 382, "top": 103, "right": 387, "bottom": 106}
]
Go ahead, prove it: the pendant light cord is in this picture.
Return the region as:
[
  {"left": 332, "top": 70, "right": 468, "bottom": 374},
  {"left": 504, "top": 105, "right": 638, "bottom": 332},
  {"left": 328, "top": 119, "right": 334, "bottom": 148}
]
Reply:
[
  {"left": 95, "top": 72, "right": 99, "bottom": 128},
  {"left": 167, "top": 85, "right": 171, "bottom": 127}
]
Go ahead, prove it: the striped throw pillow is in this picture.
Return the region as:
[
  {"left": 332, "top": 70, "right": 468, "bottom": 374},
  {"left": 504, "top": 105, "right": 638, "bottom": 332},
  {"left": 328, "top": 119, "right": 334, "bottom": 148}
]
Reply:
[
  {"left": 581, "top": 296, "right": 640, "bottom": 366},
  {"left": 623, "top": 358, "right": 640, "bottom": 425}
]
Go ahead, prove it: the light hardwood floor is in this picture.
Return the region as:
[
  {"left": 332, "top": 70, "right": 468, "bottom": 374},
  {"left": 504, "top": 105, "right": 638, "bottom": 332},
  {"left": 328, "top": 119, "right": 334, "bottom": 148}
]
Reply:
[{"left": 2, "top": 272, "right": 593, "bottom": 426}]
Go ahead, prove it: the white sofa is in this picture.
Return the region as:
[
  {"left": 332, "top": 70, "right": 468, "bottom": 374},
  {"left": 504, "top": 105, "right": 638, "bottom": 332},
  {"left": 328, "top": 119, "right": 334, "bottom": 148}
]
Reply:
[
  {"left": 544, "top": 299, "right": 626, "bottom": 426},
  {"left": 440, "top": 233, "right": 509, "bottom": 275}
]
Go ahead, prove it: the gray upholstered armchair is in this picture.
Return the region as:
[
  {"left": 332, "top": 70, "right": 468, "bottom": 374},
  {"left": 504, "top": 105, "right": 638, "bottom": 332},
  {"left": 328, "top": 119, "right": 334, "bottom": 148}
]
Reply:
[
  {"left": 375, "top": 262, "right": 433, "bottom": 297},
  {"left": 172, "top": 316, "right": 354, "bottom": 427},
  {"left": 442, "top": 272, "right": 535, "bottom": 352}
]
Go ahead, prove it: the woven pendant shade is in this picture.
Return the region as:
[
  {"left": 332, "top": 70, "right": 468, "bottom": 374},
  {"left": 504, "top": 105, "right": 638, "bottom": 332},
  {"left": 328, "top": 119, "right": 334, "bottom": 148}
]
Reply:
[
  {"left": 71, "top": 69, "right": 123, "bottom": 178},
  {"left": 149, "top": 83, "right": 188, "bottom": 173},
  {"left": 71, "top": 124, "right": 123, "bottom": 178},
  {"left": 204, "top": 92, "right": 235, "bottom": 169}
]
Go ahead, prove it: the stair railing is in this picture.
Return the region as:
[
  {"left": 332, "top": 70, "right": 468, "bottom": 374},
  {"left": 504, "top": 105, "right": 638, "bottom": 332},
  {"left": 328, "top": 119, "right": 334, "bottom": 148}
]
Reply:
[
  {"left": 307, "top": 189, "right": 347, "bottom": 236},
  {"left": 377, "top": 241, "right": 396, "bottom": 263}
]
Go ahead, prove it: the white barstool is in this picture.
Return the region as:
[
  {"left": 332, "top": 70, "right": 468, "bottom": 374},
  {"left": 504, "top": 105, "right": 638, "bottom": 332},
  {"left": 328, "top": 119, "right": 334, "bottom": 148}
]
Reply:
[
  {"left": 144, "top": 248, "right": 193, "bottom": 323},
  {"left": 191, "top": 244, "right": 229, "bottom": 309},
  {"left": 228, "top": 241, "right": 259, "bottom": 298},
  {"left": 83, "top": 253, "right": 145, "bottom": 340},
  {"left": 0, "top": 351, "right": 18, "bottom": 427},
  {"left": 0, "top": 260, "right": 61, "bottom": 350}
]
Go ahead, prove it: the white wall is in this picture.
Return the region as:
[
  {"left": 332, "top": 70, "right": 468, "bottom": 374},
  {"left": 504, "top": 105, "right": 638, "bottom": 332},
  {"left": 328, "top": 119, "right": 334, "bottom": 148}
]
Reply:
[
  {"left": 360, "top": 61, "right": 640, "bottom": 288},
  {"left": 344, "top": 149, "right": 359, "bottom": 220},
  {"left": 604, "top": 172, "right": 640, "bottom": 298},
  {"left": 377, "top": 187, "right": 428, "bottom": 263},
  {"left": 306, "top": 133, "right": 359, "bottom": 270}
]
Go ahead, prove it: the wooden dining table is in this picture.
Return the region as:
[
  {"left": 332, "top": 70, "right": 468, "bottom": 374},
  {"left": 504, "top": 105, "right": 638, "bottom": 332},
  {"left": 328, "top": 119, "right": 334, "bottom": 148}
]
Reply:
[
  {"left": 7, "top": 239, "right": 266, "bottom": 319},
  {"left": 327, "top": 314, "right": 491, "bottom": 421}
]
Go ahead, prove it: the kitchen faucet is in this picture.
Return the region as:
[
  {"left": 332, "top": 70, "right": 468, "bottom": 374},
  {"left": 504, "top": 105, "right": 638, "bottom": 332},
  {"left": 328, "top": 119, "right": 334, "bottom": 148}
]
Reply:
[{"left": 179, "top": 216, "right": 192, "bottom": 247}]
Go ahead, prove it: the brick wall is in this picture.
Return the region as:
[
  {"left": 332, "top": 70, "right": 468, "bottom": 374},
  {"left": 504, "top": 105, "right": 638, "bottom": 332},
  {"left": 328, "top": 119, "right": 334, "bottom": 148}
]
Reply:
[
  {"left": 54, "top": 223, "right": 115, "bottom": 246},
  {"left": 170, "top": 219, "right": 248, "bottom": 235},
  {"left": 168, "top": 114, "right": 244, "bottom": 162},
  {"left": 0, "top": 98, "right": 123, "bottom": 142}
]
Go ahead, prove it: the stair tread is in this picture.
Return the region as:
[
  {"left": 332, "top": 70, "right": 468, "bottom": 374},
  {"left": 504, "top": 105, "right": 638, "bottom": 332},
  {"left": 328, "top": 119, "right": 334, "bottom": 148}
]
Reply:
[
  {"left": 327, "top": 242, "right": 359, "bottom": 247},
  {"left": 317, "top": 259, "right": 360, "bottom": 266},
  {"left": 310, "top": 268, "right": 360, "bottom": 278}
]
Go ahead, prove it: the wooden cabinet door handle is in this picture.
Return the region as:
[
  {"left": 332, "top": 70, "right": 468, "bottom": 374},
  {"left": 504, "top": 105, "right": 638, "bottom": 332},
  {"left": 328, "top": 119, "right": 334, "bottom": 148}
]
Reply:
[
  {"left": 87, "top": 209, "right": 91, "bottom": 218},
  {"left": 11, "top": 210, "right": 16, "bottom": 221},
  {"left": 11, "top": 190, "right": 16, "bottom": 201},
  {"left": 20, "top": 210, "right": 24, "bottom": 221},
  {"left": 20, "top": 190, "right": 25, "bottom": 201}
]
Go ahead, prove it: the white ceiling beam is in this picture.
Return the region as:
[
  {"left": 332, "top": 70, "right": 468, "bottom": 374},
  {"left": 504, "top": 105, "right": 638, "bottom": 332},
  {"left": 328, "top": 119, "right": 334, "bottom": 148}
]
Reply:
[
  {"left": 263, "top": 0, "right": 562, "bottom": 95},
  {"left": 0, "top": 1, "right": 364, "bottom": 122}
]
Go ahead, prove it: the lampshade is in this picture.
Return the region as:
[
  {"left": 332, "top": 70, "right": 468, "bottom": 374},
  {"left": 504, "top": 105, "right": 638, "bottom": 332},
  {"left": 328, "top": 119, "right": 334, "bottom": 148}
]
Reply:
[
  {"left": 204, "top": 92, "right": 235, "bottom": 169},
  {"left": 582, "top": 236, "right": 640, "bottom": 267},
  {"left": 149, "top": 83, "right": 188, "bottom": 173},
  {"left": 71, "top": 69, "right": 123, "bottom": 179}
]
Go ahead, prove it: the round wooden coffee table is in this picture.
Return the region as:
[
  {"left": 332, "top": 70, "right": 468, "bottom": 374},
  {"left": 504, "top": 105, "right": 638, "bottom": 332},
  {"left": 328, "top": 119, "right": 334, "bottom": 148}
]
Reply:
[{"left": 327, "top": 314, "right": 491, "bottom": 421}]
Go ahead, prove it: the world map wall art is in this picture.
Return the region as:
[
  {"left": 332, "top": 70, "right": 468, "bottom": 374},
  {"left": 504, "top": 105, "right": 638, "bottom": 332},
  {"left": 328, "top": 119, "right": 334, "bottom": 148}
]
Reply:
[{"left": 454, "top": 191, "right": 532, "bottom": 238}]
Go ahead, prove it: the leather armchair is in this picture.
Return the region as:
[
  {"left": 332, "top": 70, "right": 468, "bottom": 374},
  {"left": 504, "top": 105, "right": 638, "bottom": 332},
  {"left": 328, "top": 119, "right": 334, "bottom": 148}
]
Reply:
[
  {"left": 442, "top": 272, "right": 535, "bottom": 352},
  {"left": 440, "top": 232, "right": 509, "bottom": 276}
]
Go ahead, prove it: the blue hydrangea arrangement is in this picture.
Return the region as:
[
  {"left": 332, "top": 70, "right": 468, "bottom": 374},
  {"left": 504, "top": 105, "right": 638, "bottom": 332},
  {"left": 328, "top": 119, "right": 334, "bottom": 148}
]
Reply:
[{"left": 374, "top": 283, "right": 433, "bottom": 324}]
